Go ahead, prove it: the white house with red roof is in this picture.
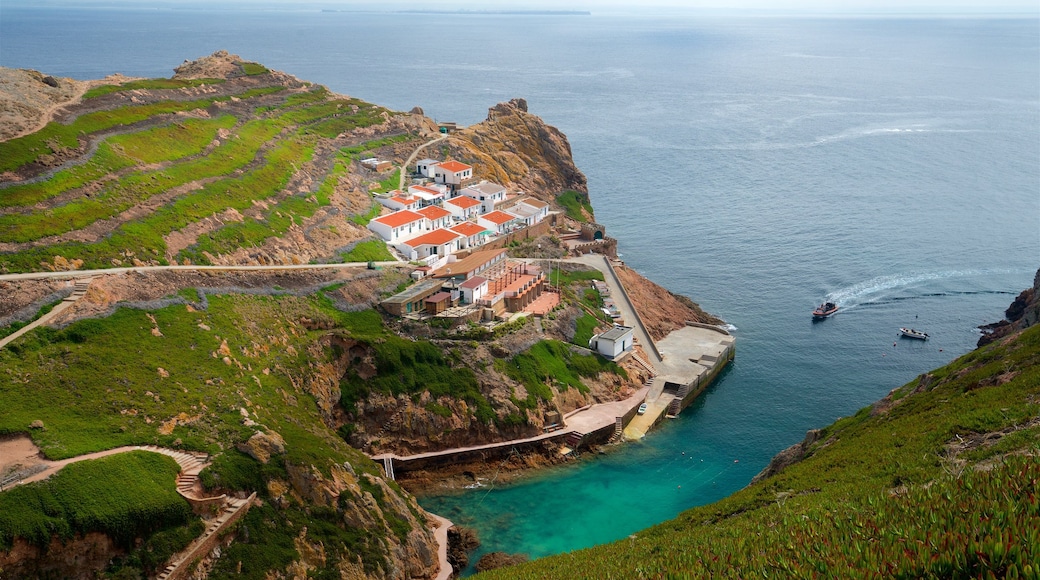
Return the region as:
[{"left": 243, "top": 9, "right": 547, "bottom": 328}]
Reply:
[
  {"left": 450, "top": 221, "right": 490, "bottom": 249},
  {"left": 367, "top": 210, "right": 426, "bottom": 243},
  {"left": 407, "top": 183, "right": 447, "bottom": 205},
  {"left": 417, "top": 205, "right": 453, "bottom": 231},
  {"left": 443, "top": 195, "right": 482, "bottom": 220},
  {"left": 477, "top": 210, "right": 521, "bottom": 235},
  {"left": 434, "top": 160, "right": 473, "bottom": 188},
  {"left": 508, "top": 197, "right": 550, "bottom": 226},
  {"left": 377, "top": 190, "right": 421, "bottom": 212},
  {"left": 460, "top": 181, "right": 507, "bottom": 214},
  {"left": 459, "top": 275, "right": 489, "bottom": 304},
  {"left": 399, "top": 228, "right": 463, "bottom": 261}
]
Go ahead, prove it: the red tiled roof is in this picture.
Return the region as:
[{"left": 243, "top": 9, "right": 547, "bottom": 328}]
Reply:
[
  {"left": 389, "top": 196, "right": 417, "bottom": 206},
  {"left": 437, "top": 160, "right": 472, "bottom": 173},
  {"left": 445, "top": 196, "right": 480, "bottom": 209},
  {"left": 450, "top": 222, "right": 487, "bottom": 236},
  {"left": 426, "top": 292, "right": 451, "bottom": 303},
  {"left": 410, "top": 185, "right": 442, "bottom": 195},
  {"left": 460, "top": 276, "right": 488, "bottom": 289},
  {"left": 519, "top": 197, "right": 549, "bottom": 208},
  {"left": 418, "top": 205, "right": 451, "bottom": 220},
  {"left": 373, "top": 210, "right": 424, "bottom": 228},
  {"left": 404, "top": 228, "right": 463, "bottom": 248},
  {"left": 480, "top": 210, "right": 518, "bottom": 225}
]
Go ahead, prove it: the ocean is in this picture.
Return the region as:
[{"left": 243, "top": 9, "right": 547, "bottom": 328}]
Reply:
[{"left": 2, "top": 6, "right": 1038, "bottom": 573}]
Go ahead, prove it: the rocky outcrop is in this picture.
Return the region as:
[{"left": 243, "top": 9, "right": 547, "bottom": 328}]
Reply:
[
  {"left": 0, "top": 533, "right": 123, "bottom": 580},
  {"left": 0, "top": 67, "right": 88, "bottom": 143},
  {"left": 978, "top": 267, "right": 1040, "bottom": 346},
  {"left": 447, "top": 98, "right": 588, "bottom": 201},
  {"left": 749, "top": 429, "right": 822, "bottom": 485},
  {"left": 475, "top": 551, "right": 529, "bottom": 573},
  {"left": 447, "top": 526, "right": 480, "bottom": 573}
]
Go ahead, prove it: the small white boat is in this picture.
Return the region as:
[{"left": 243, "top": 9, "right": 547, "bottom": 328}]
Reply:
[{"left": 899, "top": 327, "right": 929, "bottom": 340}]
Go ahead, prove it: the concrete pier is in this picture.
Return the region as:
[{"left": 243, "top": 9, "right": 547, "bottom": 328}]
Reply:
[{"left": 624, "top": 324, "right": 734, "bottom": 440}]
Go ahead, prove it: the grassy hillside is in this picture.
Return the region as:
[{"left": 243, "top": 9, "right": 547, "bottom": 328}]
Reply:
[
  {"left": 478, "top": 324, "right": 1040, "bottom": 578},
  {"left": 0, "top": 64, "right": 419, "bottom": 273}
]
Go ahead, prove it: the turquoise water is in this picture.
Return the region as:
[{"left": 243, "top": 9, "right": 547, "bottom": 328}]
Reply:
[{"left": 2, "top": 7, "right": 1038, "bottom": 572}]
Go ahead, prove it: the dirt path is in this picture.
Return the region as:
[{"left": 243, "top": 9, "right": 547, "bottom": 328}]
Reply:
[
  {"left": 2, "top": 76, "right": 92, "bottom": 143},
  {"left": 399, "top": 134, "right": 449, "bottom": 191}
]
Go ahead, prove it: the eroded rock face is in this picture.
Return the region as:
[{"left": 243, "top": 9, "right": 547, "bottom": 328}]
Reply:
[
  {"left": 749, "top": 429, "right": 822, "bottom": 485},
  {"left": 447, "top": 98, "right": 588, "bottom": 200},
  {"left": 978, "top": 267, "right": 1040, "bottom": 346},
  {"left": 0, "top": 533, "right": 123, "bottom": 580},
  {"left": 236, "top": 429, "right": 286, "bottom": 464}
]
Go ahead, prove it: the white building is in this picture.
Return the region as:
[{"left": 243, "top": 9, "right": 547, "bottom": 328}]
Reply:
[
  {"left": 367, "top": 210, "right": 426, "bottom": 244},
  {"left": 460, "top": 181, "right": 507, "bottom": 214},
  {"left": 377, "top": 191, "right": 421, "bottom": 212},
  {"left": 407, "top": 184, "right": 447, "bottom": 205},
  {"left": 589, "top": 326, "right": 634, "bottom": 359},
  {"left": 399, "top": 228, "right": 463, "bottom": 261},
  {"left": 450, "top": 221, "right": 490, "bottom": 249},
  {"left": 443, "top": 195, "right": 482, "bottom": 220},
  {"left": 459, "top": 275, "right": 489, "bottom": 304},
  {"left": 416, "top": 158, "right": 439, "bottom": 178},
  {"left": 477, "top": 210, "right": 521, "bottom": 235},
  {"left": 417, "top": 205, "right": 453, "bottom": 231},
  {"left": 434, "top": 160, "right": 473, "bottom": 188},
  {"left": 508, "top": 197, "right": 550, "bottom": 226}
]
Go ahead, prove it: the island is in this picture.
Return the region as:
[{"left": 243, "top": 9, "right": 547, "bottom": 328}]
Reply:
[{"left": 1, "top": 51, "right": 1036, "bottom": 579}]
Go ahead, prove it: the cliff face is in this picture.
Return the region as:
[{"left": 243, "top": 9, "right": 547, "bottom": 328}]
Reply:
[
  {"left": 446, "top": 98, "right": 588, "bottom": 200},
  {"left": 978, "top": 267, "right": 1040, "bottom": 346}
]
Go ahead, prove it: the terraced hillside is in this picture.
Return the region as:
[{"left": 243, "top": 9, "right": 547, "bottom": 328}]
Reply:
[{"left": 0, "top": 51, "right": 433, "bottom": 273}]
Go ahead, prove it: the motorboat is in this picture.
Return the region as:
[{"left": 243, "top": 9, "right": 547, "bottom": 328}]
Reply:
[
  {"left": 812, "top": 302, "right": 839, "bottom": 319},
  {"left": 899, "top": 328, "right": 929, "bottom": 340}
]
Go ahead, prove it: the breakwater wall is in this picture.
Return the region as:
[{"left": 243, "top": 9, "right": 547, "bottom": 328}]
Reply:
[{"left": 677, "top": 340, "right": 735, "bottom": 414}]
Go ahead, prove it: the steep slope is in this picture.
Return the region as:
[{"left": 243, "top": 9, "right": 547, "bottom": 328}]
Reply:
[
  {"left": 445, "top": 98, "right": 588, "bottom": 202},
  {"left": 0, "top": 54, "right": 650, "bottom": 579},
  {"left": 477, "top": 312, "right": 1040, "bottom": 577}
]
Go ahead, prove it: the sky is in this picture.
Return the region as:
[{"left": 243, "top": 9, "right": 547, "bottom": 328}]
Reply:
[{"left": 9, "top": 0, "right": 1040, "bottom": 13}]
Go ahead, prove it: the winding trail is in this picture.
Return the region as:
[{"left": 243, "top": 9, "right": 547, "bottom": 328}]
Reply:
[{"left": 399, "top": 133, "right": 449, "bottom": 191}]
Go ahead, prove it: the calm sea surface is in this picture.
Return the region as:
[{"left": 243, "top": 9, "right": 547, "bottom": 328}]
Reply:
[{"left": 3, "top": 6, "right": 1038, "bottom": 572}]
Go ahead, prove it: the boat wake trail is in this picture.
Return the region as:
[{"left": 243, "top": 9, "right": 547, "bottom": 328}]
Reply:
[{"left": 823, "top": 269, "right": 1023, "bottom": 311}]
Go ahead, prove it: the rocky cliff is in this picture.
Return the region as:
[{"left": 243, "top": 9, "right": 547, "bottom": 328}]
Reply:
[
  {"left": 445, "top": 98, "right": 588, "bottom": 200},
  {"left": 978, "top": 267, "right": 1040, "bottom": 346}
]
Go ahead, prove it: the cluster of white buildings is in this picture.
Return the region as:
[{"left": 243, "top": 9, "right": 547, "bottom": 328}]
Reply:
[{"left": 366, "top": 159, "right": 549, "bottom": 266}]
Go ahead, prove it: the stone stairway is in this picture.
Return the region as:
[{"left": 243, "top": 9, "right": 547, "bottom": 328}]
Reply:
[
  {"left": 608, "top": 417, "right": 624, "bottom": 443},
  {"left": 667, "top": 382, "right": 692, "bottom": 416},
  {"left": 155, "top": 493, "right": 256, "bottom": 580},
  {"left": 630, "top": 352, "right": 657, "bottom": 377},
  {"left": 565, "top": 431, "right": 585, "bottom": 450}
]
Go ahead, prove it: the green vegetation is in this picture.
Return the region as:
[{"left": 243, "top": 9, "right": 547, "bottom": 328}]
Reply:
[
  {"left": 572, "top": 313, "right": 600, "bottom": 347},
  {"left": 239, "top": 62, "right": 269, "bottom": 76},
  {"left": 550, "top": 266, "right": 603, "bottom": 287},
  {"left": 0, "top": 80, "right": 420, "bottom": 271},
  {"left": 0, "top": 143, "right": 135, "bottom": 209},
  {"left": 0, "top": 451, "right": 191, "bottom": 550},
  {"left": 0, "top": 299, "right": 61, "bottom": 340},
  {"left": 336, "top": 310, "right": 496, "bottom": 424},
  {"left": 498, "top": 340, "right": 626, "bottom": 410},
  {"left": 340, "top": 239, "right": 393, "bottom": 262},
  {"left": 83, "top": 77, "right": 224, "bottom": 99},
  {"left": 556, "top": 190, "right": 594, "bottom": 222},
  {"left": 107, "top": 115, "right": 237, "bottom": 163},
  {"left": 478, "top": 324, "right": 1040, "bottom": 579},
  {"left": 0, "top": 88, "right": 283, "bottom": 174}
]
